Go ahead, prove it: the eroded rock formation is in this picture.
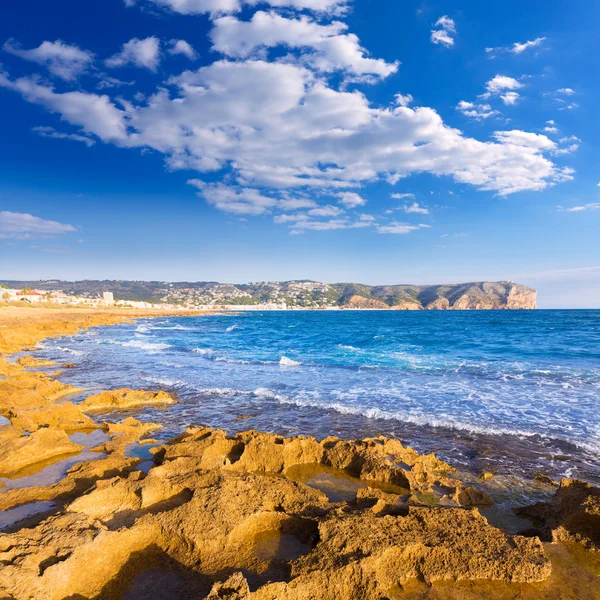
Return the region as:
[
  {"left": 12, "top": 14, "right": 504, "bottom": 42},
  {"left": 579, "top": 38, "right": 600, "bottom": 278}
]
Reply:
[{"left": 0, "top": 428, "right": 553, "bottom": 600}]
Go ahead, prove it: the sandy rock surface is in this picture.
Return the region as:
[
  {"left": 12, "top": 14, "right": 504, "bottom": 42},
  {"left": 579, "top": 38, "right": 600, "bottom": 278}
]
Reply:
[{"left": 82, "top": 389, "right": 177, "bottom": 411}]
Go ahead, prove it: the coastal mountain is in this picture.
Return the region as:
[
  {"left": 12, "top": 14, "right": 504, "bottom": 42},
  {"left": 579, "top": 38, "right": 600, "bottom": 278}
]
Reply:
[{"left": 1, "top": 280, "right": 537, "bottom": 310}]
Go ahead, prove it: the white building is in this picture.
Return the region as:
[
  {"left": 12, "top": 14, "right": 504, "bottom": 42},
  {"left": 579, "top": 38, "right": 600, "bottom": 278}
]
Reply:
[{"left": 103, "top": 292, "right": 115, "bottom": 306}]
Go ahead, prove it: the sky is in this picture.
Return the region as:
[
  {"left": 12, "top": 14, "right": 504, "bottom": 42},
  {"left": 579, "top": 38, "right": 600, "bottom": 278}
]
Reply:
[{"left": 1, "top": 0, "right": 599, "bottom": 308}]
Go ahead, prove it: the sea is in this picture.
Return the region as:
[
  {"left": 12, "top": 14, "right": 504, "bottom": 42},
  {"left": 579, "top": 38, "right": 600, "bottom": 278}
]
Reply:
[{"left": 31, "top": 310, "right": 600, "bottom": 487}]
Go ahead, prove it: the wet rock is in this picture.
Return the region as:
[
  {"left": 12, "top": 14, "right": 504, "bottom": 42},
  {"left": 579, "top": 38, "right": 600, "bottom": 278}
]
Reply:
[
  {"left": 453, "top": 485, "right": 494, "bottom": 507},
  {"left": 0, "top": 428, "right": 83, "bottom": 478},
  {"left": 159, "top": 428, "right": 453, "bottom": 494},
  {"left": 8, "top": 403, "right": 95, "bottom": 433},
  {"left": 101, "top": 417, "right": 162, "bottom": 439},
  {"left": 535, "top": 473, "right": 559, "bottom": 487},
  {"left": 16, "top": 356, "right": 56, "bottom": 368},
  {"left": 0, "top": 429, "right": 553, "bottom": 600},
  {"left": 516, "top": 478, "right": 600, "bottom": 551},
  {"left": 82, "top": 389, "right": 177, "bottom": 411}
]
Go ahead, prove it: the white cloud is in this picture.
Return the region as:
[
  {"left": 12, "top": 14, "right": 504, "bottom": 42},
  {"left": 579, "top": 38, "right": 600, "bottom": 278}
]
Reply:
[
  {"left": 563, "top": 203, "right": 600, "bottom": 213},
  {"left": 456, "top": 100, "right": 498, "bottom": 120},
  {"left": 391, "top": 193, "right": 415, "bottom": 200},
  {"left": 278, "top": 197, "right": 317, "bottom": 211},
  {"left": 291, "top": 218, "right": 351, "bottom": 231},
  {"left": 554, "top": 135, "right": 581, "bottom": 155},
  {"left": 0, "top": 6, "right": 575, "bottom": 228},
  {"left": 378, "top": 222, "right": 429, "bottom": 234},
  {"left": 210, "top": 11, "right": 398, "bottom": 79},
  {"left": 273, "top": 213, "right": 309, "bottom": 223},
  {"left": 0, "top": 211, "right": 76, "bottom": 239},
  {"left": 1, "top": 58, "right": 570, "bottom": 197},
  {"left": 95, "top": 75, "right": 135, "bottom": 89},
  {"left": 486, "top": 75, "right": 523, "bottom": 94},
  {"left": 401, "top": 202, "right": 429, "bottom": 215},
  {"left": 188, "top": 180, "right": 277, "bottom": 215},
  {"left": 106, "top": 37, "right": 161, "bottom": 71},
  {"left": 2, "top": 39, "right": 93, "bottom": 81},
  {"left": 512, "top": 37, "right": 546, "bottom": 54},
  {"left": 557, "top": 87, "right": 575, "bottom": 95},
  {"left": 128, "top": 0, "right": 347, "bottom": 15},
  {"left": 500, "top": 91, "right": 520, "bottom": 105},
  {"left": 394, "top": 93, "right": 413, "bottom": 107},
  {"left": 486, "top": 37, "right": 546, "bottom": 58},
  {"left": 0, "top": 72, "right": 128, "bottom": 143},
  {"left": 430, "top": 16, "right": 456, "bottom": 48},
  {"left": 168, "top": 40, "right": 197, "bottom": 60},
  {"left": 337, "top": 192, "right": 367, "bottom": 208},
  {"left": 308, "top": 205, "right": 344, "bottom": 217},
  {"left": 32, "top": 125, "right": 95, "bottom": 147}
]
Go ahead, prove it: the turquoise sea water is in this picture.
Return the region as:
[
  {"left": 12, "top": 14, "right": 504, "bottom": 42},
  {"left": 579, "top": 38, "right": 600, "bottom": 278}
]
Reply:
[{"left": 33, "top": 310, "right": 600, "bottom": 484}]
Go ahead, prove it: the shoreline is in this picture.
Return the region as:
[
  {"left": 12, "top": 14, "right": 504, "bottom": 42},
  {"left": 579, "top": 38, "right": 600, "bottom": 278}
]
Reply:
[{"left": 0, "top": 306, "right": 598, "bottom": 599}]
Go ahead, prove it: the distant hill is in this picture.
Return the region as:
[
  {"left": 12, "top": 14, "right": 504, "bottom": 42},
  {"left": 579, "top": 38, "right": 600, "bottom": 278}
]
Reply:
[{"left": 0, "top": 280, "right": 537, "bottom": 310}]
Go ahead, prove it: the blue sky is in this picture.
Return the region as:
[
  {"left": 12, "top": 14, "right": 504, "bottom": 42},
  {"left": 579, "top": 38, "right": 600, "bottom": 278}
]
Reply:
[{"left": 1, "top": 0, "right": 599, "bottom": 307}]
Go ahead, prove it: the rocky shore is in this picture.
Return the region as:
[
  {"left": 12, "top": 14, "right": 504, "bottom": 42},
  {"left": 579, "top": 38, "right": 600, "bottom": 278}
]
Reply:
[{"left": 0, "top": 307, "right": 597, "bottom": 599}]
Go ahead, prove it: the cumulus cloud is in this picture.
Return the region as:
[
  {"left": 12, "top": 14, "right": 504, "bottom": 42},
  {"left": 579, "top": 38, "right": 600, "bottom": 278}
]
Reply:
[
  {"left": 0, "top": 1, "right": 577, "bottom": 226},
  {"left": 390, "top": 193, "right": 415, "bottom": 200},
  {"left": 500, "top": 91, "right": 520, "bottom": 105},
  {"left": 168, "top": 40, "right": 197, "bottom": 60},
  {"left": 2, "top": 39, "right": 93, "bottom": 80},
  {"left": 188, "top": 180, "right": 277, "bottom": 215},
  {"left": 278, "top": 197, "right": 318, "bottom": 211},
  {"left": 486, "top": 75, "right": 523, "bottom": 94},
  {"left": 430, "top": 16, "right": 456, "bottom": 48},
  {"left": 308, "top": 205, "right": 344, "bottom": 217},
  {"left": 0, "top": 72, "right": 128, "bottom": 143},
  {"left": 127, "top": 0, "right": 347, "bottom": 15},
  {"left": 456, "top": 100, "right": 499, "bottom": 120},
  {"left": 210, "top": 12, "right": 398, "bottom": 79},
  {"left": 394, "top": 93, "right": 413, "bottom": 107},
  {"left": 337, "top": 192, "right": 367, "bottom": 208},
  {"left": 0, "top": 211, "right": 76, "bottom": 239},
  {"left": 557, "top": 87, "right": 575, "bottom": 95},
  {"left": 106, "top": 37, "right": 161, "bottom": 71},
  {"left": 0, "top": 58, "right": 571, "bottom": 200},
  {"left": 400, "top": 202, "right": 429, "bottom": 215}
]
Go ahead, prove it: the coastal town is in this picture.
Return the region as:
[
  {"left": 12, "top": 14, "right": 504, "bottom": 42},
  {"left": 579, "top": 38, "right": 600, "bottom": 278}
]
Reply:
[
  {"left": 0, "top": 284, "right": 294, "bottom": 311},
  {"left": 0, "top": 280, "right": 538, "bottom": 311}
]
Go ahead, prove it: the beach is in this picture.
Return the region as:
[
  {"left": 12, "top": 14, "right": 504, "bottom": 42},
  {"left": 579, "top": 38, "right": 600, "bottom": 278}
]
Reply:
[{"left": 0, "top": 306, "right": 598, "bottom": 599}]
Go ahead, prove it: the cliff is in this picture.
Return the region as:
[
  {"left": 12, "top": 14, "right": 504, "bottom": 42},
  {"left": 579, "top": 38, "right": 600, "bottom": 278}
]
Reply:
[{"left": 337, "top": 282, "right": 537, "bottom": 310}]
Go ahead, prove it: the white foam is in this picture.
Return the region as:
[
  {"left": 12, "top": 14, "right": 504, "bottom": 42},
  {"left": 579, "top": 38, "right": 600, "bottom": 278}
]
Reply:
[
  {"left": 120, "top": 340, "right": 170, "bottom": 352},
  {"left": 46, "top": 345, "right": 84, "bottom": 356},
  {"left": 192, "top": 348, "right": 215, "bottom": 356},
  {"left": 215, "top": 356, "right": 252, "bottom": 364},
  {"left": 280, "top": 356, "right": 302, "bottom": 367},
  {"left": 257, "top": 389, "right": 600, "bottom": 456},
  {"left": 196, "top": 387, "right": 247, "bottom": 397},
  {"left": 140, "top": 375, "right": 182, "bottom": 387},
  {"left": 226, "top": 325, "right": 240, "bottom": 332}
]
